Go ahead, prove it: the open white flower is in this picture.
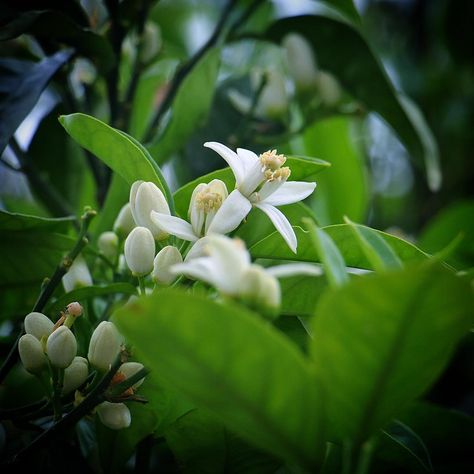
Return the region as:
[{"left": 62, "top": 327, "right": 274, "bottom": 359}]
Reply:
[
  {"left": 150, "top": 179, "right": 251, "bottom": 242},
  {"left": 171, "top": 235, "right": 321, "bottom": 307},
  {"left": 204, "top": 142, "right": 316, "bottom": 253}
]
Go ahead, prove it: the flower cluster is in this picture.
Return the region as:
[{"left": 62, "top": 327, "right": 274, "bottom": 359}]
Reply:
[{"left": 18, "top": 305, "right": 147, "bottom": 430}]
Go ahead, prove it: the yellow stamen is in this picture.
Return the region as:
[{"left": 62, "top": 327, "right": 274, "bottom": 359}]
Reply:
[
  {"left": 260, "top": 149, "right": 287, "bottom": 171},
  {"left": 264, "top": 166, "right": 291, "bottom": 182},
  {"left": 195, "top": 190, "right": 223, "bottom": 213}
]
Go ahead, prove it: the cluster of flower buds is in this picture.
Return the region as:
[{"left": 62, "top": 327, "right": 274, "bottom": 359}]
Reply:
[
  {"left": 19, "top": 304, "right": 83, "bottom": 377},
  {"left": 18, "top": 307, "right": 147, "bottom": 431}
]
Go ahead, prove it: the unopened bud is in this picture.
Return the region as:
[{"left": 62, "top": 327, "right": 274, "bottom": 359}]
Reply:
[
  {"left": 140, "top": 22, "right": 162, "bottom": 63},
  {"left": 152, "top": 246, "right": 182, "bottom": 285},
  {"left": 19, "top": 334, "right": 47, "bottom": 374},
  {"left": 62, "top": 356, "right": 89, "bottom": 394},
  {"left": 98, "top": 231, "right": 119, "bottom": 262},
  {"left": 113, "top": 203, "right": 135, "bottom": 239},
  {"left": 124, "top": 226, "right": 155, "bottom": 276},
  {"left": 282, "top": 33, "right": 318, "bottom": 92},
  {"left": 62, "top": 255, "right": 93, "bottom": 293},
  {"left": 66, "top": 302, "right": 83, "bottom": 317},
  {"left": 255, "top": 70, "right": 288, "bottom": 119},
  {"left": 119, "top": 362, "right": 145, "bottom": 390},
  {"left": 130, "top": 181, "right": 170, "bottom": 240},
  {"left": 316, "top": 71, "right": 341, "bottom": 107},
  {"left": 239, "top": 265, "right": 281, "bottom": 317},
  {"left": 97, "top": 401, "right": 131, "bottom": 430},
  {"left": 24, "top": 312, "right": 54, "bottom": 341},
  {"left": 46, "top": 326, "right": 77, "bottom": 368},
  {"left": 88, "top": 321, "right": 122, "bottom": 372}
]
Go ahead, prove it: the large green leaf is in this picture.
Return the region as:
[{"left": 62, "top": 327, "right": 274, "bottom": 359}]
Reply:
[
  {"left": 310, "top": 263, "right": 473, "bottom": 443},
  {"left": 0, "top": 51, "right": 72, "bottom": 154},
  {"left": 147, "top": 48, "right": 220, "bottom": 162},
  {"left": 0, "top": 210, "right": 74, "bottom": 233},
  {"left": 250, "top": 224, "right": 428, "bottom": 269},
  {"left": 280, "top": 275, "right": 327, "bottom": 317},
  {"left": 267, "top": 15, "right": 441, "bottom": 190},
  {"left": 114, "top": 289, "right": 324, "bottom": 471},
  {"left": 303, "top": 117, "right": 368, "bottom": 225},
  {"left": 418, "top": 200, "right": 474, "bottom": 270},
  {"left": 59, "top": 113, "right": 173, "bottom": 208}
]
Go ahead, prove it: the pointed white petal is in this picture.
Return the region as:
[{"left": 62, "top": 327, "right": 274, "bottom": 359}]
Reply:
[
  {"left": 262, "top": 181, "right": 316, "bottom": 206},
  {"left": 255, "top": 203, "right": 297, "bottom": 253},
  {"left": 266, "top": 263, "right": 323, "bottom": 278},
  {"left": 171, "top": 258, "right": 220, "bottom": 287},
  {"left": 206, "top": 189, "right": 252, "bottom": 235},
  {"left": 184, "top": 236, "right": 211, "bottom": 261},
  {"left": 236, "top": 148, "right": 259, "bottom": 174},
  {"left": 238, "top": 157, "right": 266, "bottom": 196},
  {"left": 204, "top": 142, "right": 244, "bottom": 187},
  {"left": 257, "top": 179, "right": 287, "bottom": 202},
  {"left": 150, "top": 212, "right": 198, "bottom": 242}
]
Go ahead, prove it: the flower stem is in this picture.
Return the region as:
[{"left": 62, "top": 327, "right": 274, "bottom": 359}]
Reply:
[{"left": 138, "top": 276, "right": 146, "bottom": 296}]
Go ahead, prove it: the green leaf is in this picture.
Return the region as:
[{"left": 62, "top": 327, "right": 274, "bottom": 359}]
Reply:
[
  {"left": 304, "top": 219, "right": 349, "bottom": 287},
  {"left": 250, "top": 224, "right": 428, "bottom": 269},
  {"left": 166, "top": 409, "right": 281, "bottom": 474},
  {"left": 0, "top": 210, "right": 74, "bottom": 233},
  {"left": 267, "top": 15, "right": 441, "bottom": 190},
  {"left": 320, "top": 1, "right": 360, "bottom": 23},
  {"left": 147, "top": 48, "right": 220, "bottom": 162},
  {"left": 419, "top": 200, "right": 474, "bottom": 270},
  {"left": 114, "top": 289, "right": 324, "bottom": 471},
  {"left": 173, "top": 155, "right": 329, "bottom": 218},
  {"left": 280, "top": 274, "right": 327, "bottom": 317},
  {"left": 59, "top": 113, "right": 173, "bottom": 210},
  {"left": 344, "top": 217, "right": 402, "bottom": 271},
  {"left": 46, "top": 283, "right": 137, "bottom": 314},
  {"left": 303, "top": 117, "right": 368, "bottom": 225},
  {"left": 310, "top": 263, "right": 473, "bottom": 443},
  {"left": 396, "top": 402, "right": 474, "bottom": 473},
  {"left": 0, "top": 51, "right": 72, "bottom": 154}
]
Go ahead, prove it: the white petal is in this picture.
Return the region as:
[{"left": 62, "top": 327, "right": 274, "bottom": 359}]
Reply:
[
  {"left": 184, "top": 236, "right": 211, "bottom": 261},
  {"left": 266, "top": 263, "right": 323, "bottom": 278},
  {"left": 204, "top": 142, "right": 244, "bottom": 187},
  {"left": 206, "top": 189, "right": 252, "bottom": 235},
  {"left": 238, "top": 157, "right": 266, "bottom": 196},
  {"left": 236, "top": 148, "right": 260, "bottom": 174},
  {"left": 255, "top": 203, "right": 297, "bottom": 253},
  {"left": 171, "top": 258, "right": 220, "bottom": 287},
  {"left": 262, "top": 181, "right": 316, "bottom": 206},
  {"left": 150, "top": 212, "right": 198, "bottom": 242},
  {"left": 189, "top": 183, "right": 207, "bottom": 236},
  {"left": 257, "top": 179, "right": 287, "bottom": 202}
]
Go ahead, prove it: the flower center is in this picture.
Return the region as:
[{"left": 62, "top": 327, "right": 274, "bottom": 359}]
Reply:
[
  {"left": 264, "top": 166, "right": 291, "bottom": 182},
  {"left": 195, "top": 189, "right": 223, "bottom": 213},
  {"left": 260, "top": 149, "right": 287, "bottom": 171}
]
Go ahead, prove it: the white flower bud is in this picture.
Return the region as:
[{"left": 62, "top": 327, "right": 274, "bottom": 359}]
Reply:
[
  {"left": 316, "top": 71, "right": 342, "bottom": 107},
  {"left": 24, "top": 312, "right": 54, "bottom": 341},
  {"left": 152, "top": 246, "right": 182, "bottom": 285},
  {"left": 124, "top": 226, "right": 155, "bottom": 276},
  {"left": 113, "top": 203, "right": 135, "bottom": 239},
  {"left": 62, "top": 356, "right": 89, "bottom": 394},
  {"left": 66, "top": 302, "right": 83, "bottom": 317},
  {"left": 62, "top": 255, "right": 93, "bottom": 293},
  {"left": 98, "top": 231, "right": 119, "bottom": 262},
  {"left": 46, "top": 326, "right": 77, "bottom": 368},
  {"left": 140, "top": 22, "right": 162, "bottom": 63},
  {"left": 97, "top": 402, "right": 131, "bottom": 430},
  {"left": 19, "top": 334, "right": 47, "bottom": 374},
  {"left": 88, "top": 321, "right": 121, "bottom": 372},
  {"left": 130, "top": 181, "right": 171, "bottom": 240},
  {"left": 239, "top": 265, "right": 281, "bottom": 317},
  {"left": 255, "top": 70, "right": 288, "bottom": 119},
  {"left": 119, "top": 362, "right": 145, "bottom": 389},
  {"left": 282, "top": 33, "right": 318, "bottom": 92}
]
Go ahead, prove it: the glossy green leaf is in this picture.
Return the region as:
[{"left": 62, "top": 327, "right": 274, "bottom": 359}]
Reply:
[
  {"left": 0, "top": 51, "right": 72, "bottom": 154},
  {"left": 147, "top": 48, "right": 220, "bottom": 162},
  {"left": 310, "top": 263, "right": 473, "bottom": 443},
  {"left": 280, "top": 274, "right": 327, "bottom": 317},
  {"left": 0, "top": 210, "right": 74, "bottom": 233},
  {"left": 344, "top": 217, "right": 402, "bottom": 271},
  {"left": 59, "top": 113, "right": 173, "bottom": 209},
  {"left": 250, "top": 224, "right": 428, "bottom": 269},
  {"left": 267, "top": 15, "right": 441, "bottom": 190},
  {"left": 303, "top": 117, "right": 368, "bottom": 225},
  {"left": 304, "top": 219, "right": 349, "bottom": 287},
  {"left": 114, "top": 289, "right": 324, "bottom": 470},
  {"left": 419, "top": 200, "right": 474, "bottom": 270}
]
